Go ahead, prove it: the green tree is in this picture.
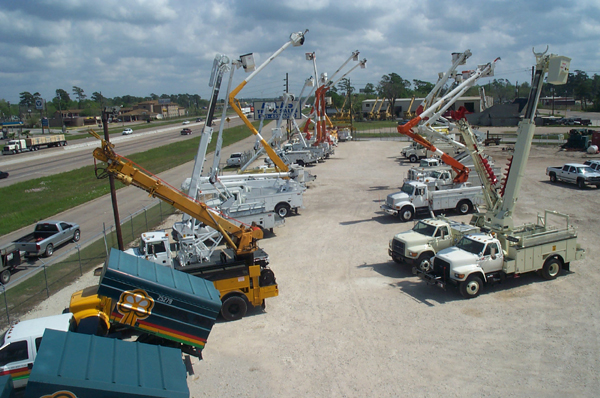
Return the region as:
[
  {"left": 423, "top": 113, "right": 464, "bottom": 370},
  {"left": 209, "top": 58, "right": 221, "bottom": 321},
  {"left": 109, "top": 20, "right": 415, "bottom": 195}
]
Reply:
[
  {"left": 378, "top": 73, "right": 411, "bottom": 117},
  {"left": 91, "top": 92, "right": 103, "bottom": 103},
  {"left": 362, "top": 83, "right": 375, "bottom": 95},
  {"left": 53, "top": 89, "right": 71, "bottom": 112},
  {"left": 72, "top": 86, "right": 86, "bottom": 108},
  {"left": 412, "top": 79, "right": 434, "bottom": 97}
]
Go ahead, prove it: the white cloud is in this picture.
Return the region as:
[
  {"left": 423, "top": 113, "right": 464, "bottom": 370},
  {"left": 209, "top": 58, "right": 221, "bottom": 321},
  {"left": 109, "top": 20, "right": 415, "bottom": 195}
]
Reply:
[{"left": 0, "top": 0, "right": 598, "bottom": 103}]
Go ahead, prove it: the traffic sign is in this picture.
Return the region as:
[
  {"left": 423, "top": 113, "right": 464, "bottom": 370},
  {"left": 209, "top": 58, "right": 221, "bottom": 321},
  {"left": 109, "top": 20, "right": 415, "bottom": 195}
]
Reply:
[
  {"left": 226, "top": 117, "right": 231, "bottom": 122},
  {"left": 35, "top": 99, "right": 43, "bottom": 110}
]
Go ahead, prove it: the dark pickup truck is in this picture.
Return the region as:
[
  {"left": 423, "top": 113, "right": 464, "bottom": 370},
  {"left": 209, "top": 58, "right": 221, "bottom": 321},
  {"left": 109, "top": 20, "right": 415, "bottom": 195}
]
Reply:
[{"left": 14, "top": 221, "right": 80, "bottom": 257}]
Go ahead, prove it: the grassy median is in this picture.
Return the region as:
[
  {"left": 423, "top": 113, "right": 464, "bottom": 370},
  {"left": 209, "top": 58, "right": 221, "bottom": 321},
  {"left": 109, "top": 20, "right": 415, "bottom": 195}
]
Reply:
[{"left": 0, "top": 121, "right": 259, "bottom": 236}]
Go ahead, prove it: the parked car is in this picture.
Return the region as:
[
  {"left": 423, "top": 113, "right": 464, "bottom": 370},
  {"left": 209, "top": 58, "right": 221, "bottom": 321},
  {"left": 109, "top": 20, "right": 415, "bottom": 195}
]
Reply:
[
  {"left": 181, "top": 128, "right": 192, "bottom": 135},
  {"left": 583, "top": 159, "right": 600, "bottom": 172},
  {"left": 182, "top": 120, "right": 190, "bottom": 125},
  {"left": 122, "top": 128, "right": 133, "bottom": 135},
  {"left": 0, "top": 170, "right": 8, "bottom": 179},
  {"left": 196, "top": 117, "right": 203, "bottom": 122}
]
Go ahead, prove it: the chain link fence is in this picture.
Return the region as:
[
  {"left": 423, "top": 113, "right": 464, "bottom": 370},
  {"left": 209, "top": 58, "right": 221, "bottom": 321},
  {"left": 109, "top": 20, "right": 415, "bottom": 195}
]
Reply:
[{"left": 0, "top": 201, "right": 178, "bottom": 330}]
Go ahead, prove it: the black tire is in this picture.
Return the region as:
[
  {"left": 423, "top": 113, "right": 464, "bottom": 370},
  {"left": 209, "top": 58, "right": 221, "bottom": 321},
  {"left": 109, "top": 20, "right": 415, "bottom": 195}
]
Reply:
[
  {"left": 456, "top": 200, "right": 473, "bottom": 215},
  {"left": 72, "top": 229, "right": 81, "bottom": 242},
  {"left": 0, "top": 269, "right": 10, "bottom": 285},
  {"left": 221, "top": 296, "right": 248, "bottom": 321},
  {"left": 541, "top": 258, "right": 562, "bottom": 280},
  {"left": 275, "top": 203, "right": 291, "bottom": 218},
  {"left": 259, "top": 269, "right": 276, "bottom": 286},
  {"left": 416, "top": 253, "right": 433, "bottom": 272},
  {"left": 399, "top": 206, "right": 414, "bottom": 222},
  {"left": 409, "top": 154, "right": 418, "bottom": 163},
  {"left": 577, "top": 178, "right": 585, "bottom": 189},
  {"left": 459, "top": 275, "right": 483, "bottom": 299},
  {"left": 549, "top": 173, "right": 557, "bottom": 183},
  {"left": 44, "top": 244, "right": 54, "bottom": 257}
]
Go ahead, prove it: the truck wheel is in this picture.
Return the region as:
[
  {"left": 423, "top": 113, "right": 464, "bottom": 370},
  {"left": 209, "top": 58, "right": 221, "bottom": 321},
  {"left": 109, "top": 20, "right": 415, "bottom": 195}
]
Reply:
[
  {"left": 541, "top": 258, "right": 562, "bottom": 280},
  {"left": 577, "top": 178, "right": 586, "bottom": 189},
  {"left": 416, "top": 253, "right": 433, "bottom": 272},
  {"left": 459, "top": 275, "right": 483, "bottom": 299},
  {"left": 275, "top": 203, "right": 291, "bottom": 218},
  {"left": 44, "top": 244, "right": 54, "bottom": 257},
  {"left": 259, "top": 269, "right": 276, "bottom": 286},
  {"left": 221, "top": 296, "right": 247, "bottom": 321},
  {"left": 72, "top": 229, "right": 81, "bottom": 242},
  {"left": 456, "top": 200, "right": 473, "bottom": 215},
  {"left": 409, "top": 154, "right": 418, "bottom": 163},
  {"left": 0, "top": 270, "right": 11, "bottom": 285},
  {"left": 549, "top": 173, "right": 557, "bottom": 183},
  {"left": 399, "top": 206, "right": 414, "bottom": 222}
]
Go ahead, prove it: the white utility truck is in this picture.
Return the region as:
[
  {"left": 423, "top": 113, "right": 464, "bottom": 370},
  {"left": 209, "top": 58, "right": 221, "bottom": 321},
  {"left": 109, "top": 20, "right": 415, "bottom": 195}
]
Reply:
[
  {"left": 381, "top": 181, "right": 482, "bottom": 221},
  {"left": 388, "top": 217, "right": 479, "bottom": 271},
  {"left": 0, "top": 313, "right": 77, "bottom": 388},
  {"left": 417, "top": 50, "right": 586, "bottom": 298}
]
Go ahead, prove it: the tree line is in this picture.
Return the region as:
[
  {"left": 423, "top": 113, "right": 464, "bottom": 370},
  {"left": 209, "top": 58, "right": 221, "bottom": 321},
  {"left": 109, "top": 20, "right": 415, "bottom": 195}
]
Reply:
[{"left": 0, "top": 87, "right": 209, "bottom": 124}]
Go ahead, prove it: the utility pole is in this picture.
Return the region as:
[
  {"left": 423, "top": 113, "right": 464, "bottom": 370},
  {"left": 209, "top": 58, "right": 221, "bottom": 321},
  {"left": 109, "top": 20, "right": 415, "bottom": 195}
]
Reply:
[
  {"left": 285, "top": 73, "right": 291, "bottom": 140},
  {"left": 102, "top": 107, "right": 124, "bottom": 251}
]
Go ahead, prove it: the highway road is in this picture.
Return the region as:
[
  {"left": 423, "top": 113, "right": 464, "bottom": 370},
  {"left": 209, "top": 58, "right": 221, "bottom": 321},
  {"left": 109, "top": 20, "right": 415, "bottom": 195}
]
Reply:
[
  {"left": 0, "top": 116, "right": 266, "bottom": 284},
  {"left": 0, "top": 117, "right": 246, "bottom": 187}
]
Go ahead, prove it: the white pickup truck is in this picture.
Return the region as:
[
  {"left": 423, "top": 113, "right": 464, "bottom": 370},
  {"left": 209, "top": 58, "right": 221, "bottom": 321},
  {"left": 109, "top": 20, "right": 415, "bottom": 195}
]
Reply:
[
  {"left": 546, "top": 163, "right": 600, "bottom": 189},
  {"left": 380, "top": 181, "right": 483, "bottom": 221}
]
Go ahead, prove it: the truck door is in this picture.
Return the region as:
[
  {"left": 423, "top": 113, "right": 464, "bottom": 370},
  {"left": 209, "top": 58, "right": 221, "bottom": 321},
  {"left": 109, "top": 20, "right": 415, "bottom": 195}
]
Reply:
[
  {"left": 0, "top": 338, "right": 33, "bottom": 388},
  {"left": 479, "top": 242, "right": 504, "bottom": 273},
  {"left": 59, "top": 222, "right": 72, "bottom": 245},
  {"left": 148, "top": 241, "right": 169, "bottom": 265},
  {"left": 432, "top": 225, "right": 451, "bottom": 252},
  {"left": 413, "top": 187, "right": 427, "bottom": 208}
]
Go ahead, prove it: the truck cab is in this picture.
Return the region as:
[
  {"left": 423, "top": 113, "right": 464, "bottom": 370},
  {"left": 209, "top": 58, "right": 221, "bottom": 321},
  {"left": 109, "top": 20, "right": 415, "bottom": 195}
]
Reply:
[
  {"left": 125, "top": 231, "right": 172, "bottom": 266},
  {"left": 428, "top": 233, "right": 504, "bottom": 298},
  {"left": 0, "top": 313, "right": 76, "bottom": 388}
]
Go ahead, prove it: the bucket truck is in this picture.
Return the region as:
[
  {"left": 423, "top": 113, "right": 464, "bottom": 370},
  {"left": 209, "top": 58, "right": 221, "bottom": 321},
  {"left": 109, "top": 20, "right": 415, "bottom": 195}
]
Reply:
[
  {"left": 89, "top": 130, "right": 278, "bottom": 320},
  {"left": 416, "top": 49, "right": 586, "bottom": 298}
]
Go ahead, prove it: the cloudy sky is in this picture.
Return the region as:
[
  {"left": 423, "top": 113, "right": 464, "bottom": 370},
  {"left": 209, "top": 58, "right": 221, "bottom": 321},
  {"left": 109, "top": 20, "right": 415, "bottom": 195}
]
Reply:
[{"left": 1, "top": 0, "right": 599, "bottom": 105}]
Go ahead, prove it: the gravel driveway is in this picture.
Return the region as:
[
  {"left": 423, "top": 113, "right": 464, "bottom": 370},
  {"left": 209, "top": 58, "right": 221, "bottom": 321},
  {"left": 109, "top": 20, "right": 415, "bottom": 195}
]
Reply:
[{"left": 25, "top": 138, "right": 600, "bottom": 397}]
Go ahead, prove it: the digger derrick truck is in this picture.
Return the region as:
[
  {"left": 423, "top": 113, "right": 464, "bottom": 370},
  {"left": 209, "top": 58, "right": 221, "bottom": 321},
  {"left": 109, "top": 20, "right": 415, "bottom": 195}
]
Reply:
[
  {"left": 416, "top": 49, "right": 586, "bottom": 298},
  {"left": 89, "top": 130, "right": 278, "bottom": 320}
]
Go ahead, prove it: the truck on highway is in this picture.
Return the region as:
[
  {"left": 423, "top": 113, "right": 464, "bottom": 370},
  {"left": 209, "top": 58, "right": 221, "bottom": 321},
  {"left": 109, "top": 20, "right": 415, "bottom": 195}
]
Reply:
[
  {"left": 546, "top": 163, "right": 600, "bottom": 189},
  {"left": 388, "top": 217, "right": 479, "bottom": 271},
  {"left": 68, "top": 249, "right": 222, "bottom": 356},
  {"left": 0, "top": 313, "right": 77, "bottom": 388},
  {"left": 2, "top": 135, "right": 67, "bottom": 155},
  {"left": 0, "top": 243, "right": 22, "bottom": 284},
  {"left": 13, "top": 221, "right": 80, "bottom": 257},
  {"left": 380, "top": 181, "right": 483, "bottom": 221}
]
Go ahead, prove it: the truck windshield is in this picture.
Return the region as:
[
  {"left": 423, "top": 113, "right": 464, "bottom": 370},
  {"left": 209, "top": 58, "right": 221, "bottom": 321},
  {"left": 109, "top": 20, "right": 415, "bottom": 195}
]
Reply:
[
  {"left": 430, "top": 171, "right": 441, "bottom": 178},
  {"left": 412, "top": 221, "right": 436, "bottom": 236},
  {"left": 400, "top": 183, "right": 414, "bottom": 195},
  {"left": 456, "top": 236, "right": 485, "bottom": 255},
  {"left": 577, "top": 167, "right": 596, "bottom": 174}
]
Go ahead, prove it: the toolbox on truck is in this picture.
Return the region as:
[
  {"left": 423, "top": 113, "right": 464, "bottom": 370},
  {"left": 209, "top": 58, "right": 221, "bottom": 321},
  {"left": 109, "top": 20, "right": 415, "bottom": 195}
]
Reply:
[
  {"left": 25, "top": 329, "right": 189, "bottom": 398},
  {"left": 98, "top": 249, "right": 222, "bottom": 351}
]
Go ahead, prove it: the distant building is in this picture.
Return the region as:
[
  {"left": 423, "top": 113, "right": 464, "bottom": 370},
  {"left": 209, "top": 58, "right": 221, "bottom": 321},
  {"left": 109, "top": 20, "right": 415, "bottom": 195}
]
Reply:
[
  {"left": 539, "top": 96, "right": 575, "bottom": 106},
  {"left": 361, "top": 96, "right": 492, "bottom": 118}
]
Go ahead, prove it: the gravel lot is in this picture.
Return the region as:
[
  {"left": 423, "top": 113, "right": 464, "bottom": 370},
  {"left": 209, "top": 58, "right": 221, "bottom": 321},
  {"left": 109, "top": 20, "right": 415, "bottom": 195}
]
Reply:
[{"left": 25, "top": 136, "right": 600, "bottom": 397}]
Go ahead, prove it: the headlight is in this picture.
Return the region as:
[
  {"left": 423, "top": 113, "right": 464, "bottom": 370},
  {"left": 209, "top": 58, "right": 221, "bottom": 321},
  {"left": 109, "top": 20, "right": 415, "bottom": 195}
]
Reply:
[
  {"left": 408, "top": 251, "right": 418, "bottom": 258},
  {"left": 454, "top": 273, "right": 465, "bottom": 279}
]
